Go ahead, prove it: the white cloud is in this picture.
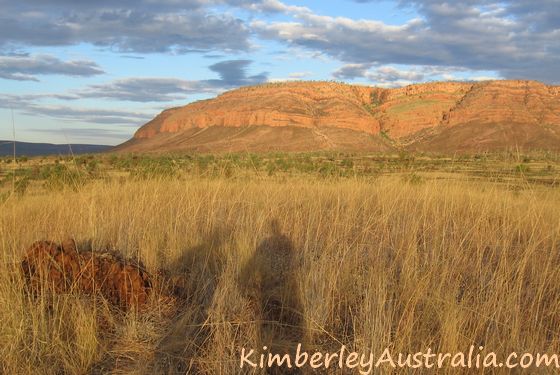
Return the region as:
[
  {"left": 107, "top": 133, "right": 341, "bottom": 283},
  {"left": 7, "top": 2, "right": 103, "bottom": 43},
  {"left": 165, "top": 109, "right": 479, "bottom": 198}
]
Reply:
[
  {"left": 0, "top": 54, "right": 104, "bottom": 81},
  {"left": 288, "top": 71, "right": 312, "bottom": 78},
  {"left": 70, "top": 60, "right": 268, "bottom": 102},
  {"left": 0, "top": 0, "right": 252, "bottom": 53},
  {"left": 254, "top": 0, "right": 560, "bottom": 83}
]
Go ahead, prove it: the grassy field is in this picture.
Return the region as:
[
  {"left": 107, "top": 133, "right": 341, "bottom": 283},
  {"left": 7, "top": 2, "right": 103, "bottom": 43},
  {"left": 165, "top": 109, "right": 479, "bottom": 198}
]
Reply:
[{"left": 1, "top": 152, "right": 560, "bottom": 374}]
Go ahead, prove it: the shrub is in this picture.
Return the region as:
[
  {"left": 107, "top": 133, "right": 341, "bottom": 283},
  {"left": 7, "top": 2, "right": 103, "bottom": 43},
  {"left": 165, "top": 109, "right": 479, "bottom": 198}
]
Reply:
[
  {"left": 14, "top": 177, "right": 30, "bottom": 195},
  {"left": 403, "top": 172, "right": 423, "bottom": 185},
  {"left": 41, "top": 164, "right": 89, "bottom": 191},
  {"left": 129, "top": 156, "right": 178, "bottom": 179},
  {"left": 515, "top": 164, "right": 530, "bottom": 173}
]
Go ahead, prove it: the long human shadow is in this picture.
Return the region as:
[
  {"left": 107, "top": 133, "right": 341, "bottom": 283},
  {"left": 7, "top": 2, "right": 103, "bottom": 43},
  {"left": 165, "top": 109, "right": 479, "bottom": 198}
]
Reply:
[
  {"left": 153, "top": 225, "right": 230, "bottom": 374},
  {"left": 239, "top": 219, "right": 306, "bottom": 375}
]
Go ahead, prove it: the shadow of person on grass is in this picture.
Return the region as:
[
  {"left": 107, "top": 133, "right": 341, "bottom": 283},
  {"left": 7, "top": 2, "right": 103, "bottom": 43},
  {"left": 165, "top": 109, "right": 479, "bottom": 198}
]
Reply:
[
  {"left": 239, "top": 219, "right": 306, "bottom": 375},
  {"left": 152, "top": 225, "right": 230, "bottom": 374}
]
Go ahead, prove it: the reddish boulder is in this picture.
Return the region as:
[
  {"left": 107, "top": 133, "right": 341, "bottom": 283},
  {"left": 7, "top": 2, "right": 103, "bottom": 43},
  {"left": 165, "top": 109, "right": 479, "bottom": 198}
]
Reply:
[{"left": 21, "top": 239, "right": 151, "bottom": 310}]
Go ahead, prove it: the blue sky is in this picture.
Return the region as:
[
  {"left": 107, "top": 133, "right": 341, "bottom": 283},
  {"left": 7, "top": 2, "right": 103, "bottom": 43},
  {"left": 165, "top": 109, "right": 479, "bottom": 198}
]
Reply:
[{"left": 0, "top": 0, "right": 558, "bottom": 145}]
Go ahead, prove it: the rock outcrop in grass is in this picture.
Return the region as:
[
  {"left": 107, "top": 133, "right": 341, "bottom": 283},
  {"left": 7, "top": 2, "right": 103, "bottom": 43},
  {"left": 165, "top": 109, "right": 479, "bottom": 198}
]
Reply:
[{"left": 21, "top": 239, "right": 152, "bottom": 310}]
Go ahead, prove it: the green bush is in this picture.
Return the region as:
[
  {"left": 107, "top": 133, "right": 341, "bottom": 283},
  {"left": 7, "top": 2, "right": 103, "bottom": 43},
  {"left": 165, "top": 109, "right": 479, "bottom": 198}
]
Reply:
[
  {"left": 129, "top": 156, "right": 178, "bottom": 179},
  {"left": 515, "top": 164, "right": 530, "bottom": 173},
  {"left": 40, "top": 164, "right": 89, "bottom": 191},
  {"left": 15, "top": 177, "right": 30, "bottom": 195},
  {"left": 403, "top": 172, "right": 424, "bottom": 185}
]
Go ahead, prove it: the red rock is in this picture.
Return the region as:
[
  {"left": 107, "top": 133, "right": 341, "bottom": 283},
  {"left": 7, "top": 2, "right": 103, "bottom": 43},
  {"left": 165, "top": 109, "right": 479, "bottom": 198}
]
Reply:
[
  {"left": 20, "top": 240, "right": 151, "bottom": 310},
  {"left": 116, "top": 80, "right": 560, "bottom": 153}
]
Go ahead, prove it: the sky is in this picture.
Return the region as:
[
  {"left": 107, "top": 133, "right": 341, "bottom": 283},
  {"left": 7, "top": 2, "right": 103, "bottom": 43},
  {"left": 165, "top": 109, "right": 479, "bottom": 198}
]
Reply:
[{"left": 0, "top": 0, "right": 559, "bottom": 145}]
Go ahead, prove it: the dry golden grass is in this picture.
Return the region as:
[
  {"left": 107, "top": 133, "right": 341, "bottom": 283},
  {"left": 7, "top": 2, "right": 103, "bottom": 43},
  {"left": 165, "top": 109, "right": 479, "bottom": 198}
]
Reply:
[{"left": 1, "top": 174, "right": 560, "bottom": 374}]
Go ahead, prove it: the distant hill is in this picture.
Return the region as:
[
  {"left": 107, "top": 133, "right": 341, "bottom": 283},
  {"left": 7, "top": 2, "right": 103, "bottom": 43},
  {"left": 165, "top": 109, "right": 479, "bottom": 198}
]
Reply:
[
  {"left": 0, "top": 141, "right": 111, "bottom": 157},
  {"left": 116, "top": 80, "right": 560, "bottom": 153}
]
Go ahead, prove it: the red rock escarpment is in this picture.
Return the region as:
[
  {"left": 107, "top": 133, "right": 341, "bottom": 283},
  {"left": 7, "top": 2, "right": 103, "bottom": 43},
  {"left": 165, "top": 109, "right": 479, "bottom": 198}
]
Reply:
[
  {"left": 135, "top": 82, "right": 381, "bottom": 138},
  {"left": 123, "top": 80, "right": 560, "bottom": 152}
]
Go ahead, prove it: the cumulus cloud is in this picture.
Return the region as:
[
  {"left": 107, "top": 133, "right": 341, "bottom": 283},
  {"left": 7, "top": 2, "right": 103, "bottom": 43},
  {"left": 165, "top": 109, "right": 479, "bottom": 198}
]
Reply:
[
  {"left": 333, "top": 63, "right": 494, "bottom": 87},
  {"left": 268, "top": 71, "right": 312, "bottom": 82},
  {"left": 207, "top": 59, "right": 268, "bottom": 86},
  {"left": 333, "top": 64, "right": 427, "bottom": 87},
  {"left": 68, "top": 60, "right": 269, "bottom": 102},
  {"left": 2, "top": 0, "right": 559, "bottom": 83},
  {"left": 332, "top": 63, "right": 374, "bottom": 80},
  {"left": 243, "top": 0, "right": 312, "bottom": 14},
  {"left": 0, "top": 59, "right": 269, "bottom": 133},
  {"left": 0, "top": 59, "right": 269, "bottom": 138},
  {"left": 73, "top": 78, "right": 212, "bottom": 103},
  {"left": 288, "top": 71, "right": 312, "bottom": 78},
  {"left": 254, "top": 0, "right": 560, "bottom": 83},
  {"left": 0, "top": 94, "right": 153, "bottom": 125},
  {"left": 0, "top": 0, "right": 252, "bottom": 53},
  {"left": 28, "top": 127, "right": 132, "bottom": 143},
  {"left": 367, "top": 66, "right": 425, "bottom": 85},
  {"left": 24, "top": 105, "right": 152, "bottom": 125},
  {"left": 0, "top": 54, "right": 104, "bottom": 81}
]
